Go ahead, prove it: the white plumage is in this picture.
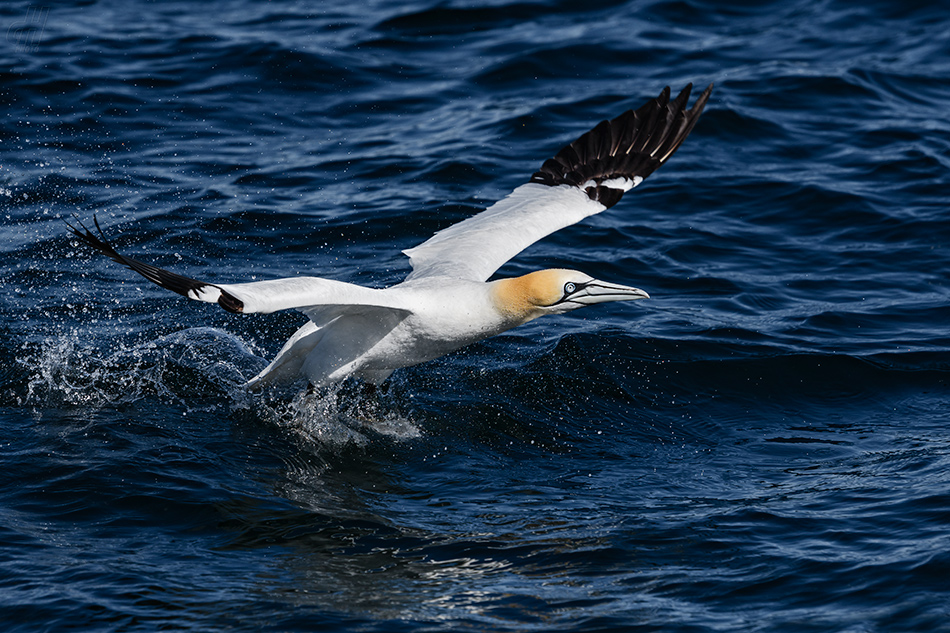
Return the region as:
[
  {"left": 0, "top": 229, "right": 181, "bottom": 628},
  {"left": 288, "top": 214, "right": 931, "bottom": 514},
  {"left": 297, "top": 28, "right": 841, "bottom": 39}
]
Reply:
[{"left": 68, "top": 83, "right": 712, "bottom": 389}]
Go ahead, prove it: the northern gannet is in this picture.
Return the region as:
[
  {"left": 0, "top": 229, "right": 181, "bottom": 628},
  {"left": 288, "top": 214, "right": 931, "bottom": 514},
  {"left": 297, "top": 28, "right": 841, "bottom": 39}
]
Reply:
[{"left": 68, "top": 83, "right": 712, "bottom": 389}]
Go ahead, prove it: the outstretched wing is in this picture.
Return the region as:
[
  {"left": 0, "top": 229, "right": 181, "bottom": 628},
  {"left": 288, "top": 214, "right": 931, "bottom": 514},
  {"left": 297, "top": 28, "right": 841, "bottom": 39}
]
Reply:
[
  {"left": 66, "top": 216, "right": 412, "bottom": 318},
  {"left": 403, "top": 83, "right": 712, "bottom": 282}
]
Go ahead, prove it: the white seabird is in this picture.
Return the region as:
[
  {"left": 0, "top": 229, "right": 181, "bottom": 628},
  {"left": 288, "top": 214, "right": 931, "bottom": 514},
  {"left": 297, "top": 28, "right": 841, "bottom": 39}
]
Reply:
[{"left": 68, "top": 83, "right": 712, "bottom": 389}]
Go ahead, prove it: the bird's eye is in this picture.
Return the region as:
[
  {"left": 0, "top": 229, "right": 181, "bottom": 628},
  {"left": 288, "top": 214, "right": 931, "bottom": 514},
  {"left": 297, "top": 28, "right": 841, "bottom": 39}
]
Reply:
[{"left": 563, "top": 282, "right": 577, "bottom": 295}]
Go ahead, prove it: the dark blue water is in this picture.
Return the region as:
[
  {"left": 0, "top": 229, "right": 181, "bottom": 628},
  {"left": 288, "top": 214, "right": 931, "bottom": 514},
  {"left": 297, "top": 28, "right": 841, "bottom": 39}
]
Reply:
[{"left": 3, "top": 0, "right": 950, "bottom": 631}]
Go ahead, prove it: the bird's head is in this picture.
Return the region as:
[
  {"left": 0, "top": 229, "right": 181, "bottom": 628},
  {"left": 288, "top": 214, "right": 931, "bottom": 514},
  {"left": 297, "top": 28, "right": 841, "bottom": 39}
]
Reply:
[{"left": 492, "top": 268, "right": 649, "bottom": 322}]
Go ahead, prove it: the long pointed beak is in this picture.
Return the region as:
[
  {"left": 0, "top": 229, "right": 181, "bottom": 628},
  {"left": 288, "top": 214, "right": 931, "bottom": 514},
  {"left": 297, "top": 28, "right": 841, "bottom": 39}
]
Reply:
[{"left": 573, "top": 279, "right": 650, "bottom": 305}]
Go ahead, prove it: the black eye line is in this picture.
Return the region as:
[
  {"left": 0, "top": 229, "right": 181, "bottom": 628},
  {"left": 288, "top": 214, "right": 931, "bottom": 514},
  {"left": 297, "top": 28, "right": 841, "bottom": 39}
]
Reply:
[
  {"left": 549, "top": 281, "right": 635, "bottom": 307},
  {"left": 551, "top": 281, "right": 590, "bottom": 306}
]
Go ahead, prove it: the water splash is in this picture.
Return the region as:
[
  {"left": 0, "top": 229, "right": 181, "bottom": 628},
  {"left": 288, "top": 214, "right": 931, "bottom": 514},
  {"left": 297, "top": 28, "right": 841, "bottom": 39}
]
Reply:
[
  {"left": 250, "top": 383, "right": 423, "bottom": 447},
  {"left": 16, "top": 324, "right": 423, "bottom": 444},
  {"left": 17, "top": 326, "right": 263, "bottom": 411}
]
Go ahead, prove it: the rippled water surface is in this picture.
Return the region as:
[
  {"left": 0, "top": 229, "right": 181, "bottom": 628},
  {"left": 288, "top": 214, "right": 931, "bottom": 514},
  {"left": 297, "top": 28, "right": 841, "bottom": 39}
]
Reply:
[{"left": 3, "top": 1, "right": 950, "bottom": 631}]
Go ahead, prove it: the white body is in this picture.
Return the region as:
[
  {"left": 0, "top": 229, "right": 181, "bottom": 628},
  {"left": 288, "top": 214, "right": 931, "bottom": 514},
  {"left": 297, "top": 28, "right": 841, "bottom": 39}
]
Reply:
[
  {"left": 246, "top": 277, "right": 516, "bottom": 387},
  {"left": 202, "top": 183, "right": 648, "bottom": 388}
]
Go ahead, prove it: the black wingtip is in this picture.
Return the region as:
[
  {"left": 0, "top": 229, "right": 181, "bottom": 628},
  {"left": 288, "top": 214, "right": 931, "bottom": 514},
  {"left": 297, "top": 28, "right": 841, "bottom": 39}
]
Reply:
[
  {"left": 65, "top": 214, "right": 244, "bottom": 314},
  {"left": 66, "top": 214, "right": 125, "bottom": 266},
  {"left": 530, "top": 82, "right": 713, "bottom": 208}
]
